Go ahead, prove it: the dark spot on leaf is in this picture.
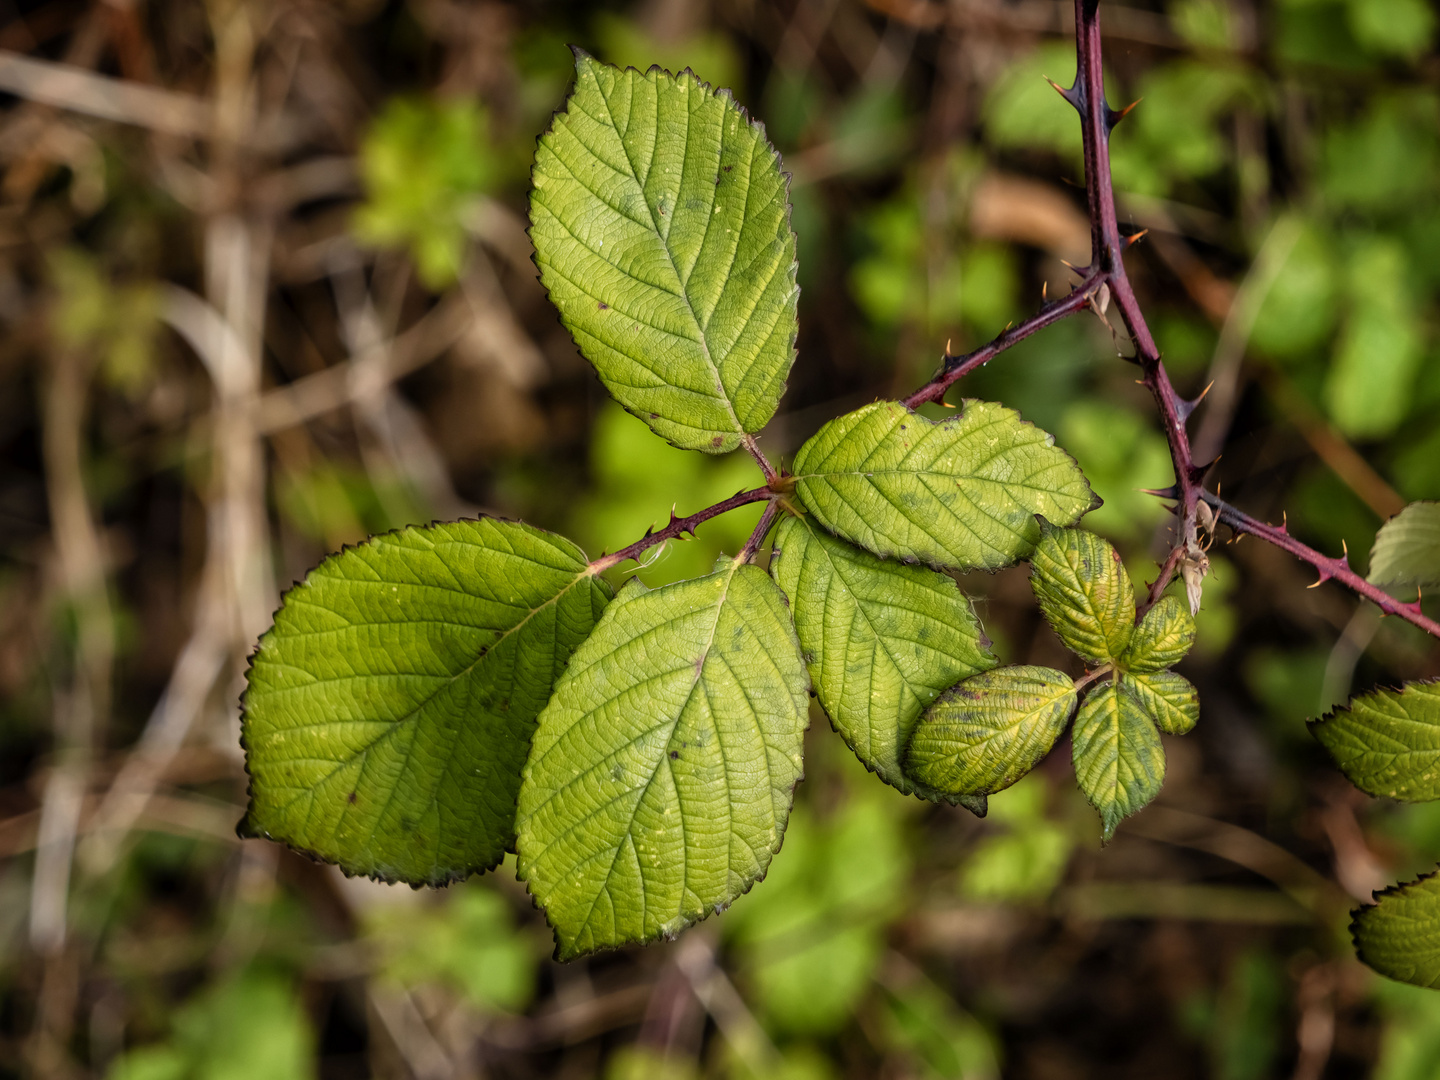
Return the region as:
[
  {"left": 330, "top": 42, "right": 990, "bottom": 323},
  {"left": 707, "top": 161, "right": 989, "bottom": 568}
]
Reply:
[
  {"left": 669, "top": 750, "right": 679, "bottom": 760},
  {"left": 598, "top": 302, "right": 609, "bottom": 310},
  {"left": 347, "top": 792, "right": 357, "bottom": 804},
  {"left": 711, "top": 435, "right": 724, "bottom": 447},
  {"left": 723, "top": 165, "right": 732, "bottom": 172}
]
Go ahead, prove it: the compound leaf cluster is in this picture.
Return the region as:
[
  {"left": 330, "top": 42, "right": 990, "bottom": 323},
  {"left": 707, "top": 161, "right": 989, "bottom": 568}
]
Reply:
[
  {"left": 904, "top": 524, "right": 1199, "bottom": 841},
  {"left": 240, "top": 54, "right": 1209, "bottom": 959}
]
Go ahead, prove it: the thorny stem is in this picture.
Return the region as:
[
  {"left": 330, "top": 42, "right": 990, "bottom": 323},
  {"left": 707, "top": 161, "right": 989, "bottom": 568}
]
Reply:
[
  {"left": 902, "top": 270, "right": 1106, "bottom": 409},
  {"left": 1200, "top": 492, "right": 1440, "bottom": 639},
  {"left": 741, "top": 433, "right": 780, "bottom": 486},
  {"left": 1073, "top": 662, "right": 1114, "bottom": 692},
  {"left": 587, "top": 486, "right": 775, "bottom": 576},
  {"left": 740, "top": 500, "right": 783, "bottom": 563},
  {"left": 1067, "top": 0, "right": 1204, "bottom": 610}
]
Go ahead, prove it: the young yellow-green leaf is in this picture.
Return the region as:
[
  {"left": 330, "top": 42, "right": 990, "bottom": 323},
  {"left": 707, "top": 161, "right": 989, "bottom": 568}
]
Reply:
[
  {"left": 1029, "top": 523, "right": 1134, "bottom": 663},
  {"left": 1352, "top": 870, "right": 1440, "bottom": 990},
  {"left": 1072, "top": 681, "right": 1165, "bottom": 841},
  {"left": 904, "top": 666, "right": 1078, "bottom": 798},
  {"left": 1120, "top": 671, "right": 1198, "bottom": 735},
  {"left": 1368, "top": 501, "right": 1440, "bottom": 591},
  {"left": 791, "top": 400, "right": 1096, "bottom": 571},
  {"left": 240, "top": 520, "right": 611, "bottom": 886},
  {"left": 770, "top": 515, "right": 996, "bottom": 806},
  {"left": 516, "top": 559, "right": 810, "bottom": 959},
  {"left": 1310, "top": 679, "right": 1440, "bottom": 801},
  {"left": 1119, "top": 596, "right": 1195, "bottom": 673},
  {"left": 529, "top": 51, "right": 798, "bottom": 454}
]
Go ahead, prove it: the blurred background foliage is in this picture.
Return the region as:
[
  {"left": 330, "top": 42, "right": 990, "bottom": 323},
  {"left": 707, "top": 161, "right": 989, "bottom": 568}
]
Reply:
[{"left": 0, "top": 0, "right": 1438, "bottom": 1076}]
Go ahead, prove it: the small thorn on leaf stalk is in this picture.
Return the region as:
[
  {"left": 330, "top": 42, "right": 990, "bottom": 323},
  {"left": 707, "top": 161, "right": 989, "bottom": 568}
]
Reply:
[
  {"left": 1123, "top": 228, "right": 1149, "bottom": 248},
  {"left": 1139, "top": 485, "right": 1180, "bottom": 500}
]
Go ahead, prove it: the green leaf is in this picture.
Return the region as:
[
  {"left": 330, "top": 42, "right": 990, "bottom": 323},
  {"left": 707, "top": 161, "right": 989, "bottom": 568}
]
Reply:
[
  {"left": 1310, "top": 679, "right": 1440, "bottom": 801},
  {"left": 1119, "top": 596, "right": 1195, "bottom": 673},
  {"left": 1072, "top": 681, "right": 1165, "bottom": 841},
  {"left": 1369, "top": 502, "right": 1440, "bottom": 591},
  {"left": 770, "top": 515, "right": 996, "bottom": 804},
  {"left": 904, "top": 666, "right": 1077, "bottom": 798},
  {"left": 1352, "top": 870, "right": 1440, "bottom": 990},
  {"left": 529, "top": 51, "right": 798, "bottom": 454},
  {"left": 790, "top": 400, "right": 1096, "bottom": 572},
  {"left": 1029, "top": 522, "right": 1135, "bottom": 663},
  {"left": 1120, "top": 671, "right": 1199, "bottom": 736},
  {"left": 240, "top": 519, "right": 610, "bottom": 886},
  {"left": 516, "top": 559, "right": 810, "bottom": 958}
]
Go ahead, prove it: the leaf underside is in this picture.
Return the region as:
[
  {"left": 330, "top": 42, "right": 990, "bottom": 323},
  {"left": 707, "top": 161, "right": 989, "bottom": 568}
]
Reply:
[
  {"left": 240, "top": 519, "right": 611, "bottom": 886},
  {"left": 1072, "top": 681, "right": 1165, "bottom": 842},
  {"left": 791, "top": 400, "right": 1096, "bottom": 572},
  {"left": 905, "top": 666, "right": 1078, "bottom": 798},
  {"left": 1120, "top": 670, "right": 1199, "bottom": 736},
  {"left": 516, "top": 560, "right": 810, "bottom": 959},
  {"left": 771, "top": 514, "right": 996, "bottom": 806},
  {"left": 1119, "top": 595, "right": 1195, "bottom": 674},
  {"left": 529, "top": 51, "right": 799, "bottom": 453},
  {"left": 1352, "top": 869, "right": 1440, "bottom": 989},
  {"left": 1367, "top": 501, "right": 1440, "bottom": 591},
  {"left": 1029, "top": 521, "right": 1134, "bottom": 664},
  {"left": 1311, "top": 678, "right": 1440, "bottom": 801}
]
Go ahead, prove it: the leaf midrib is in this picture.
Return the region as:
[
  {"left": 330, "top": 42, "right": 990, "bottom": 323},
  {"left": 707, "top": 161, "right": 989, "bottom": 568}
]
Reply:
[{"left": 589, "top": 67, "right": 744, "bottom": 440}]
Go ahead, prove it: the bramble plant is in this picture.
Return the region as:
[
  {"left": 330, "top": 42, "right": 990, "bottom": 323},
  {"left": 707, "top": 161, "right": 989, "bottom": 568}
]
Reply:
[{"left": 239, "top": 0, "right": 1440, "bottom": 983}]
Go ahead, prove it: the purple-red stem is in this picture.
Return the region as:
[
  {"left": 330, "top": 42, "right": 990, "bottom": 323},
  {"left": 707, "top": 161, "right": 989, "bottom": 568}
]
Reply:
[
  {"left": 902, "top": 271, "right": 1105, "bottom": 409},
  {"left": 588, "top": 486, "right": 775, "bottom": 575},
  {"left": 1067, "top": 0, "right": 1203, "bottom": 610},
  {"left": 1201, "top": 491, "right": 1440, "bottom": 638}
]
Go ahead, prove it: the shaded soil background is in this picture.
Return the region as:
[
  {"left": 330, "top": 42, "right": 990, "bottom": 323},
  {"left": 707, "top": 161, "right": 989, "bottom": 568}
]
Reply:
[{"left": 1, "top": 0, "right": 1439, "bottom": 1077}]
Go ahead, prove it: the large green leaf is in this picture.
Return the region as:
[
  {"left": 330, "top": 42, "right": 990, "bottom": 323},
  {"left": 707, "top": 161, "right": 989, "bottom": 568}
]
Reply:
[
  {"left": 1029, "top": 523, "right": 1134, "bottom": 663},
  {"left": 770, "top": 515, "right": 996, "bottom": 806},
  {"left": 1120, "top": 671, "right": 1198, "bottom": 736},
  {"left": 1072, "top": 681, "right": 1165, "bottom": 841},
  {"left": 1368, "top": 501, "right": 1440, "bottom": 591},
  {"left": 240, "top": 519, "right": 610, "bottom": 885},
  {"left": 790, "top": 400, "right": 1095, "bottom": 571},
  {"left": 1119, "top": 596, "right": 1195, "bottom": 673},
  {"left": 529, "top": 52, "right": 798, "bottom": 453},
  {"left": 1352, "top": 870, "right": 1440, "bottom": 990},
  {"left": 904, "top": 666, "right": 1077, "bottom": 798},
  {"left": 1310, "top": 679, "right": 1440, "bottom": 801},
  {"left": 516, "top": 558, "right": 810, "bottom": 958}
]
